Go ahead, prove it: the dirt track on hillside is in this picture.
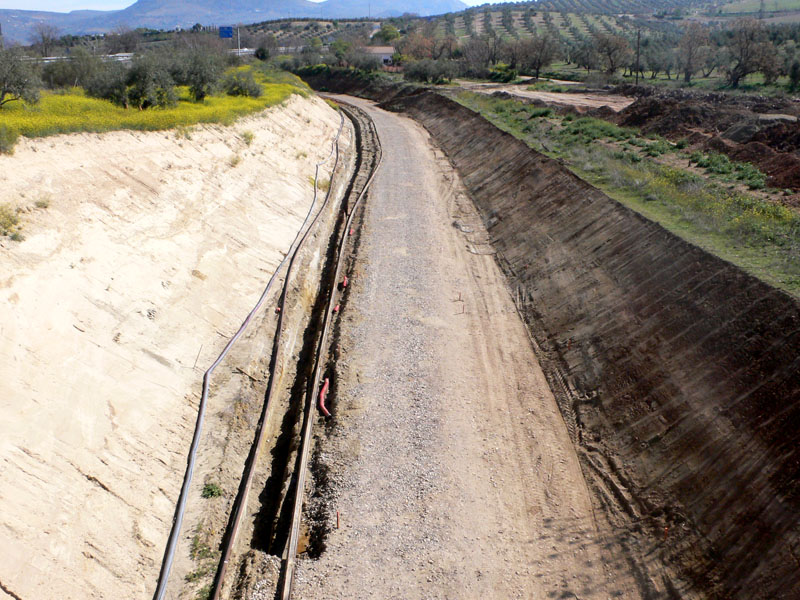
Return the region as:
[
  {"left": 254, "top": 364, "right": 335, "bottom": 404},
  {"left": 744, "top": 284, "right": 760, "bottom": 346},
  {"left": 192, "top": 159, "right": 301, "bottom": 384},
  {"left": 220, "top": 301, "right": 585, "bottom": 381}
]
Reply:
[
  {"left": 455, "top": 80, "right": 635, "bottom": 112},
  {"left": 289, "top": 96, "right": 656, "bottom": 599}
]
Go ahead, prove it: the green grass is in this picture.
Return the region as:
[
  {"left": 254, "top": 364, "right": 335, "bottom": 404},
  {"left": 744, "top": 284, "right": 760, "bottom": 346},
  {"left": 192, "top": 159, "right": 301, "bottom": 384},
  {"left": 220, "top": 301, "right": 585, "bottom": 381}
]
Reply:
[
  {"left": 452, "top": 90, "right": 800, "bottom": 297},
  {"left": 0, "top": 66, "right": 308, "bottom": 152},
  {"left": 689, "top": 151, "right": 768, "bottom": 189}
]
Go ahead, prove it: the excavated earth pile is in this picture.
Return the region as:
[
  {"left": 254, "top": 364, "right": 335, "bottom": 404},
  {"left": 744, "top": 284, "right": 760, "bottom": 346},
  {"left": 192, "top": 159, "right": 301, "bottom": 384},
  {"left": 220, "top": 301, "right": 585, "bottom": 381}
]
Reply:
[
  {"left": 612, "top": 88, "right": 800, "bottom": 192},
  {"left": 377, "top": 91, "right": 800, "bottom": 599}
]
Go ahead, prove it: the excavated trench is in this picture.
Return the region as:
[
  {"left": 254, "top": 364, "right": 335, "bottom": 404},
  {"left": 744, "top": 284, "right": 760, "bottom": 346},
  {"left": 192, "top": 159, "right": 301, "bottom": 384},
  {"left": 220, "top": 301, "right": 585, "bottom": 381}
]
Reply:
[
  {"left": 219, "top": 104, "right": 380, "bottom": 600},
  {"left": 299, "top": 75, "right": 800, "bottom": 600}
]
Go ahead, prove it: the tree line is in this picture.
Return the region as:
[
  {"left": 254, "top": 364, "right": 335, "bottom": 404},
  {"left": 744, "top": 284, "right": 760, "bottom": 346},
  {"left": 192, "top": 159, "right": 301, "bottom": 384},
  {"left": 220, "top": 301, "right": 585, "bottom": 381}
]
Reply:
[
  {"left": 301, "top": 17, "right": 800, "bottom": 90},
  {"left": 0, "top": 35, "right": 267, "bottom": 111}
]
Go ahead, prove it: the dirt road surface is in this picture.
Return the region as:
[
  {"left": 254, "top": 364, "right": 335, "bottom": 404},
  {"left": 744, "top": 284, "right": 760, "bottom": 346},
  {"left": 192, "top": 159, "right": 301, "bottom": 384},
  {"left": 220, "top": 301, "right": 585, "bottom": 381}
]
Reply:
[
  {"left": 292, "top": 97, "right": 643, "bottom": 598},
  {"left": 455, "top": 80, "right": 635, "bottom": 112}
]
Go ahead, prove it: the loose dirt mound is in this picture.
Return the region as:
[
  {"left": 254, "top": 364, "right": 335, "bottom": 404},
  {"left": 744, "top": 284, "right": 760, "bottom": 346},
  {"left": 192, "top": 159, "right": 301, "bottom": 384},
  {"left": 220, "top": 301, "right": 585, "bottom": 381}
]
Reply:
[
  {"left": 616, "top": 91, "right": 800, "bottom": 191},
  {"left": 0, "top": 95, "right": 343, "bottom": 600},
  {"left": 384, "top": 90, "right": 800, "bottom": 600}
]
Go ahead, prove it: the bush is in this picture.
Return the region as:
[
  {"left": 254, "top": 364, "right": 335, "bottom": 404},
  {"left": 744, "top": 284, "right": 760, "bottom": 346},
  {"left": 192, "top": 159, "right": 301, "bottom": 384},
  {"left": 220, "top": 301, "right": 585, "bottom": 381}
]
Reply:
[
  {"left": 404, "top": 59, "right": 456, "bottom": 84},
  {"left": 201, "top": 483, "right": 222, "bottom": 498},
  {"left": 42, "top": 48, "right": 102, "bottom": 89},
  {"left": 0, "top": 48, "right": 41, "bottom": 108},
  {"left": 126, "top": 55, "right": 177, "bottom": 109},
  {"left": 175, "top": 50, "right": 223, "bottom": 102},
  {"left": 86, "top": 62, "right": 130, "bottom": 107},
  {"left": 0, "top": 124, "right": 19, "bottom": 154},
  {"left": 560, "top": 117, "right": 634, "bottom": 142},
  {"left": 0, "top": 203, "right": 20, "bottom": 237},
  {"left": 488, "top": 62, "right": 517, "bottom": 83},
  {"left": 528, "top": 107, "right": 553, "bottom": 118},
  {"left": 222, "top": 70, "right": 262, "bottom": 98},
  {"left": 344, "top": 50, "right": 383, "bottom": 72}
]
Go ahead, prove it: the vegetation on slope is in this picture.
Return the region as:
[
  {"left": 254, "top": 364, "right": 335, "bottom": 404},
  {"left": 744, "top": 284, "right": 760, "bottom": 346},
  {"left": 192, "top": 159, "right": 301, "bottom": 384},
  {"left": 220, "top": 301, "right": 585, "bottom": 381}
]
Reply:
[
  {"left": 452, "top": 91, "right": 800, "bottom": 296},
  {"left": 0, "top": 62, "right": 308, "bottom": 154}
]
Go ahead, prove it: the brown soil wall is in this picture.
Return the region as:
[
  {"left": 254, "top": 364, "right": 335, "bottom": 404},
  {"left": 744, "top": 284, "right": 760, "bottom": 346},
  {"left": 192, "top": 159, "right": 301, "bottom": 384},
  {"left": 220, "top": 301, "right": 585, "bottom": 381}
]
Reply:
[{"left": 383, "top": 91, "right": 800, "bottom": 599}]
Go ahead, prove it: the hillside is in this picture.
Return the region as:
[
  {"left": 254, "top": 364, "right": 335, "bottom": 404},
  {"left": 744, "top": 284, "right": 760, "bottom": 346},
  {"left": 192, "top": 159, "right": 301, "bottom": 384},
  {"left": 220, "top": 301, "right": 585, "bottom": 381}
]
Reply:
[{"left": 0, "top": 0, "right": 467, "bottom": 43}]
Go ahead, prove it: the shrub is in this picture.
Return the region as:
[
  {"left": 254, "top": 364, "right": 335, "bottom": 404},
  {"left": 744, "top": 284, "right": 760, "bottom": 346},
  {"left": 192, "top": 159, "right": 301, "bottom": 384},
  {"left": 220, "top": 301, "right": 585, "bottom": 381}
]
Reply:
[
  {"left": 344, "top": 49, "right": 383, "bottom": 72},
  {"left": 0, "top": 47, "right": 41, "bottom": 108},
  {"left": 404, "top": 59, "right": 456, "bottom": 84},
  {"left": 201, "top": 483, "right": 222, "bottom": 498},
  {"left": 0, "top": 203, "right": 20, "bottom": 237},
  {"left": 528, "top": 107, "right": 553, "bottom": 118},
  {"left": 489, "top": 62, "right": 517, "bottom": 83},
  {"left": 86, "top": 62, "right": 130, "bottom": 107},
  {"left": 42, "top": 48, "right": 102, "bottom": 89},
  {"left": 561, "top": 117, "right": 634, "bottom": 142},
  {"left": 126, "top": 55, "right": 177, "bottom": 109},
  {"left": 645, "top": 139, "right": 671, "bottom": 156},
  {"left": 182, "top": 51, "right": 223, "bottom": 102},
  {"left": 241, "top": 130, "right": 254, "bottom": 145},
  {"left": 222, "top": 70, "right": 262, "bottom": 98},
  {"left": 0, "top": 125, "right": 19, "bottom": 154}
]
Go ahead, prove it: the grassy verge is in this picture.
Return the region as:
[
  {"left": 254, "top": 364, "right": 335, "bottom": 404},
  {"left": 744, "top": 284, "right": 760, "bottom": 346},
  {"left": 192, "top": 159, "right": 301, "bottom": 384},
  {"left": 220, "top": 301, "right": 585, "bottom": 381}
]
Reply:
[
  {"left": 451, "top": 91, "right": 800, "bottom": 297},
  {"left": 0, "top": 65, "right": 309, "bottom": 152}
]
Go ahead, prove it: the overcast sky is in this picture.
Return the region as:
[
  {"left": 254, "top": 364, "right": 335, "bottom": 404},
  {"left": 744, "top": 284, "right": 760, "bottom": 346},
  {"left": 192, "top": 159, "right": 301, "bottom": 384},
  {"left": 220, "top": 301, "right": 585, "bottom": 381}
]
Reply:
[{"left": 1, "top": 0, "right": 496, "bottom": 13}]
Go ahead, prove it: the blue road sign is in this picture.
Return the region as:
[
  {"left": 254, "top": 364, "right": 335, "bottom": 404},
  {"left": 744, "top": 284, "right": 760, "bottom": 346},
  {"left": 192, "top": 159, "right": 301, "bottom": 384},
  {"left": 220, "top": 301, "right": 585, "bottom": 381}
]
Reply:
[{"left": 219, "top": 26, "right": 233, "bottom": 39}]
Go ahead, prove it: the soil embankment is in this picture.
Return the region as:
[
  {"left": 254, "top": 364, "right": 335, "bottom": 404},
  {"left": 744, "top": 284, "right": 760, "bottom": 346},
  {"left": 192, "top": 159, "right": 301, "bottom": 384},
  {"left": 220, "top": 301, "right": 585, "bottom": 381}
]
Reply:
[
  {"left": 0, "top": 95, "right": 346, "bottom": 600},
  {"left": 381, "top": 90, "right": 800, "bottom": 599}
]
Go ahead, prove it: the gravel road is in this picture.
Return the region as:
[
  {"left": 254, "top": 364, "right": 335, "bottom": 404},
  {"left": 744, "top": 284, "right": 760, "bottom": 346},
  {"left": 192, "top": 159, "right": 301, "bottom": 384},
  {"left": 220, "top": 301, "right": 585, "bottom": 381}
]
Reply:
[{"left": 291, "top": 97, "right": 642, "bottom": 599}]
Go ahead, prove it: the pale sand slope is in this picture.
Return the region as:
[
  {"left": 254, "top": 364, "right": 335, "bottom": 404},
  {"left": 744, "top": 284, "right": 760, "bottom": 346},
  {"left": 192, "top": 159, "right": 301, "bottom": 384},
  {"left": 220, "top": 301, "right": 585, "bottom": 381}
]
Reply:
[{"left": 0, "top": 94, "right": 340, "bottom": 600}]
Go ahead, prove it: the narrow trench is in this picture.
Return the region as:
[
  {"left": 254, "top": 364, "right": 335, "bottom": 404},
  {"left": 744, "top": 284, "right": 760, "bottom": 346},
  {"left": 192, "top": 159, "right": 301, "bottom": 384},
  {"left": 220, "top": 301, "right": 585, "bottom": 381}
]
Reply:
[
  {"left": 249, "top": 205, "right": 344, "bottom": 556},
  {"left": 248, "top": 109, "right": 367, "bottom": 558},
  {"left": 305, "top": 182, "right": 370, "bottom": 560}
]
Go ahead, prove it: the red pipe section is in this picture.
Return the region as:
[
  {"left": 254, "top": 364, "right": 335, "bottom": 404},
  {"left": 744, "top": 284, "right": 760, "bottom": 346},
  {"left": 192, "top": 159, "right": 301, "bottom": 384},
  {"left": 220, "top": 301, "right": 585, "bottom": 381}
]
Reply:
[
  {"left": 342, "top": 275, "right": 348, "bottom": 288},
  {"left": 333, "top": 304, "right": 340, "bottom": 313},
  {"left": 319, "top": 377, "right": 331, "bottom": 417}
]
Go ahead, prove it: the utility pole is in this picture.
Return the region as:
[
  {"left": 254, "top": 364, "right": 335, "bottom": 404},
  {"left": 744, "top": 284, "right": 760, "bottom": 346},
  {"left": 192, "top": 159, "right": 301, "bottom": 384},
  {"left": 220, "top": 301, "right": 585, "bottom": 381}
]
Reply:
[
  {"left": 635, "top": 29, "right": 641, "bottom": 85},
  {"left": 237, "top": 25, "right": 241, "bottom": 56}
]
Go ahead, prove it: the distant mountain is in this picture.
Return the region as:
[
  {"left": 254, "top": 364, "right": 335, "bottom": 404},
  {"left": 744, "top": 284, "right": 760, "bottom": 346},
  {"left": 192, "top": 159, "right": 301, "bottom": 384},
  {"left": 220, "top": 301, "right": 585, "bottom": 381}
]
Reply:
[{"left": 0, "top": 0, "right": 467, "bottom": 45}]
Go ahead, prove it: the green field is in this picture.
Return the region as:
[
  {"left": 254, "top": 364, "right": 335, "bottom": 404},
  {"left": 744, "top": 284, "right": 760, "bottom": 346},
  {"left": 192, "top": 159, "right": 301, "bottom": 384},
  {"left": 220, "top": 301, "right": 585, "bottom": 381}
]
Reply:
[
  {"left": 721, "top": 0, "right": 800, "bottom": 12},
  {"left": 0, "top": 66, "right": 308, "bottom": 151}
]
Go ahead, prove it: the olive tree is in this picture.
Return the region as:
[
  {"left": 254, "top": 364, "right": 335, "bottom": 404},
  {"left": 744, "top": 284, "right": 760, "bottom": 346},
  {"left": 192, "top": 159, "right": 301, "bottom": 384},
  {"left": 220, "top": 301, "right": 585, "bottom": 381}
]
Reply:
[
  {"left": 595, "top": 33, "right": 632, "bottom": 75},
  {"left": 521, "top": 32, "right": 560, "bottom": 80},
  {"left": 678, "top": 23, "right": 710, "bottom": 83},
  {"left": 0, "top": 48, "right": 40, "bottom": 108},
  {"left": 724, "top": 18, "right": 776, "bottom": 88}
]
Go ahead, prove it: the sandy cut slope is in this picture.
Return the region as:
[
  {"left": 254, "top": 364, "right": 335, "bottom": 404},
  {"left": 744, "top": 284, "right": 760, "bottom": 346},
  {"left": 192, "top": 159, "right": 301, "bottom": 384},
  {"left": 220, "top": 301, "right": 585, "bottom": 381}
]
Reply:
[{"left": 0, "top": 94, "right": 342, "bottom": 600}]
